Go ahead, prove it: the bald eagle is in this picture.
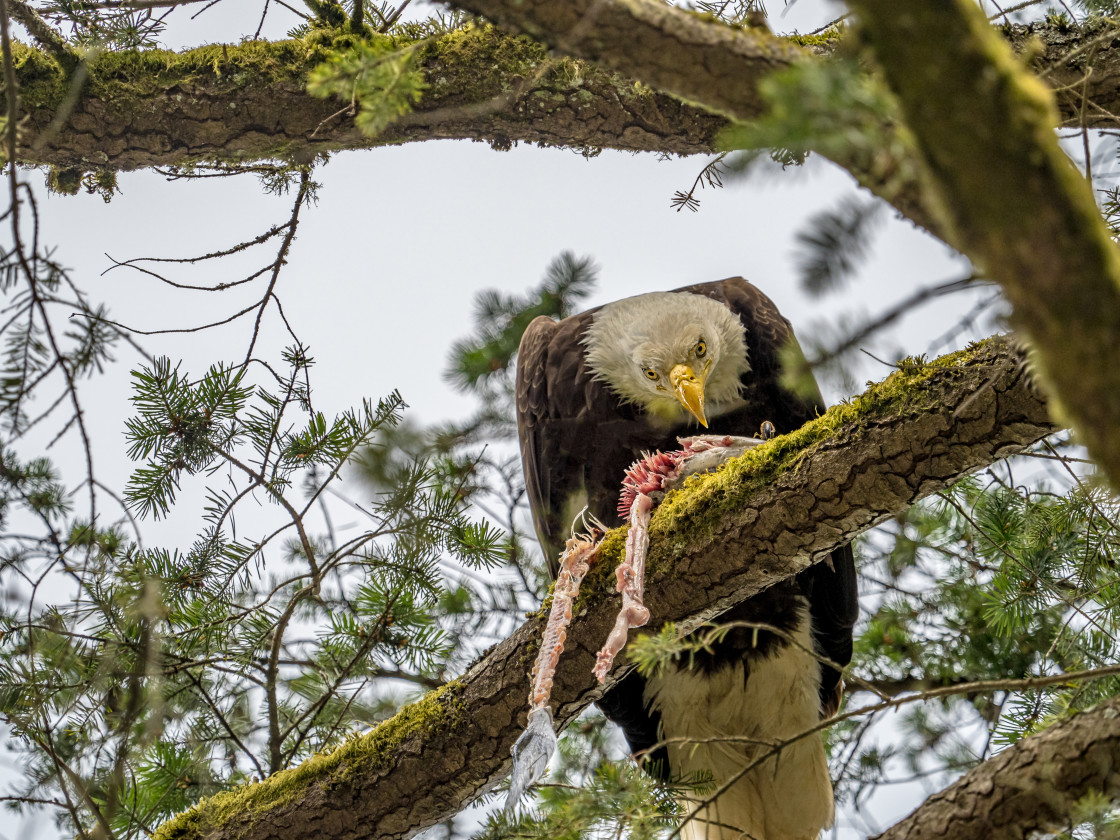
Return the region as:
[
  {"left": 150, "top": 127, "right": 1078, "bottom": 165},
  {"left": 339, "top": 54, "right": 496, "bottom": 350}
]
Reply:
[{"left": 515, "top": 278, "right": 858, "bottom": 840}]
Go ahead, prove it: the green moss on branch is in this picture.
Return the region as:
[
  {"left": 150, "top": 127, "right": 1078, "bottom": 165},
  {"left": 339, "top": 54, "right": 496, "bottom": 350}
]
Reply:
[
  {"left": 152, "top": 680, "right": 465, "bottom": 840},
  {"left": 850, "top": 0, "right": 1120, "bottom": 489},
  {"left": 8, "top": 23, "right": 725, "bottom": 171}
]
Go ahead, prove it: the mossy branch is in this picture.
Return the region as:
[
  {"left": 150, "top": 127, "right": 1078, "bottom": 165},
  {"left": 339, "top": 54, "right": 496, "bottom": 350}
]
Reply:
[
  {"left": 3, "top": 15, "right": 1120, "bottom": 179},
  {"left": 5, "top": 26, "right": 725, "bottom": 171},
  {"left": 151, "top": 337, "right": 1056, "bottom": 840},
  {"left": 850, "top": 0, "right": 1120, "bottom": 489},
  {"left": 5, "top": 0, "right": 74, "bottom": 64}
]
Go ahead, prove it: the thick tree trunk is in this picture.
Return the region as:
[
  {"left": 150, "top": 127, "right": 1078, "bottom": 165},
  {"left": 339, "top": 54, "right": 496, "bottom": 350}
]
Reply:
[{"left": 151, "top": 339, "right": 1057, "bottom": 840}]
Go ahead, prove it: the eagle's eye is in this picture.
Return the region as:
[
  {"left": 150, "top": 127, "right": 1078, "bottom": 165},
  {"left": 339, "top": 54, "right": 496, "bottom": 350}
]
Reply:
[
  {"left": 695, "top": 341, "right": 707, "bottom": 358},
  {"left": 644, "top": 369, "right": 660, "bottom": 382}
]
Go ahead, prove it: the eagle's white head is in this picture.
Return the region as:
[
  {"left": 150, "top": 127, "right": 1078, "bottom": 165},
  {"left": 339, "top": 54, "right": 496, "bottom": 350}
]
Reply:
[{"left": 582, "top": 291, "right": 750, "bottom": 426}]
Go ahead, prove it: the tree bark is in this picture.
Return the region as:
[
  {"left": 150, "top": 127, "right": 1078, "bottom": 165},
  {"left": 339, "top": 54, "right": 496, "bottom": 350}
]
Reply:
[
  {"left": 874, "top": 692, "right": 1120, "bottom": 840},
  {"left": 438, "top": 0, "right": 805, "bottom": 124},
  {"left": 4, "top": 29, "right": 725, "bottom": 171},
  {"left": 4, "top": 16, "right": 1120, "bottom": 174},
  {"left": 151, "top": 338, "right": 1057, "bottom": 840},
  {"left": 451, "top": 0, "right": 1120, "bottom": 134},
  {"left": 849, "top": 0, "right": 1120, "bottom": 487}
]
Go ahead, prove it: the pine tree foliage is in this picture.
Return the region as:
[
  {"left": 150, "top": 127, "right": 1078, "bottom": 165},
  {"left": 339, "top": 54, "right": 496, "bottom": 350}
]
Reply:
[
  {"left": 692, "top": 0, "right": 765, "bottom": 25},
  {"left": 445, "top": 252, "right": 598, "bottom": 392},
  {"left": 307, "top": 39, "right": 427, "bottom": 135},
  {"left": 342, "top": 252, "right": 601, "bottom": 619},
  {"left": 0, "top": 83, "right": 507, "bottom": 833},
  {"left": 1, "top": 334, "right": 510, "bottom": 836},
  {"left": 298, "top": 0, "right": 477, "bottom": 135},
  {"left": 795, "top": 197, "right": 884, "bottom": 295},
  {"left": 0, "top": 238, "right": 118, "bottom": 438},
  {"left": 830, "top": 450, "right": 1120, "bottom": 806},
  {"left": 477, "top": 758, "right": 687, "bottom": 840},
  {"left": 1074, "top": 0, "right": 1120, "bottom": 16},
  {"left": 720, "top": 55, "right": 917, "bottom": 196},
  {"left": 33, "top": 0, "right": 169, "bottom": 49}
]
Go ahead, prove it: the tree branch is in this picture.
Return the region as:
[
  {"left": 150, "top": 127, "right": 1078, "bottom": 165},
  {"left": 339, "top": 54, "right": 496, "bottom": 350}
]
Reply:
[
  {"left": 449, "top": 0, "right": 1120, "bottom": 134},
  {"left": 442, "top": 1, "right": 1120, "bottom": 234},
  {"left": 5, "top": 17, "right": 1120, "bottom": 178},
  {"left": 849, "top": 0, "right": 1120, "bottom": 487},
  {"left": 8, "top": 28, "right": 725, "bottom": 171},
  {"left": 445, "top": 0, "right": 806, "bottom": 124},
  {"left": 5, "top": 0, "right": 73, "bottom": 62},
  {"left": 150, "top": 337, "right": 1057, "bottom": 840},
  {"left": 874, "top": 692, "right": 1120, "bottom": 840}
]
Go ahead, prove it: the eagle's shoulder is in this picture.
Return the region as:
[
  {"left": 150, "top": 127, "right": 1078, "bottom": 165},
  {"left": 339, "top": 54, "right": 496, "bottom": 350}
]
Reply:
[{"left": 516, "top": 309, "right": 605, "bottom": 423}]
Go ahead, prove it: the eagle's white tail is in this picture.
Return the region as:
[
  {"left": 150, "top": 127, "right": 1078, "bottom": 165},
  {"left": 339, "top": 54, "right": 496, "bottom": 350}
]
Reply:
[{"left": 645, "top": 612, "right": 833, "bottom": 840}]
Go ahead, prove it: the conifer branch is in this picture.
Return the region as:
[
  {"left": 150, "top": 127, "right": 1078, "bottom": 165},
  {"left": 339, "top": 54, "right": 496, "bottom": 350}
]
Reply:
[{"left": 873, "top": 690, "right": 1120, "bottom": 840}]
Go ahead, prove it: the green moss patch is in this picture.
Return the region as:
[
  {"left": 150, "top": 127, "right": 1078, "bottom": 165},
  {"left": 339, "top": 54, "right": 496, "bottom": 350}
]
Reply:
[
  {"left": 9, "top": 37, "right": 332, "bottom": 119},
  {"left": 152, "top": 680, "right": 464, "bottom": 840},
  {"left": 84, "top": 39, "right": 322, "bottom": 98},
  {"left": 8, "top": 42, "right": 68, "bottom": 110},
  {"left": 784, "top": 27, "right": 844, "bottom": 48}
]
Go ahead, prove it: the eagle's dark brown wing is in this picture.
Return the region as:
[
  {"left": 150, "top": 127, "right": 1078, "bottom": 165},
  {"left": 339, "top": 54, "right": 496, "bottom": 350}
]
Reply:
[
  {"left": 514, "top": 315, "right": 559, "bottom": 563},
  {"left": 515, "top": 309, "right": 635, "bottom": 572}
]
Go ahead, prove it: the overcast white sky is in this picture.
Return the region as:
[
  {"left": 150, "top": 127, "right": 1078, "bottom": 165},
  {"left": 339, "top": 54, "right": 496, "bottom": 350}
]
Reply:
[{"left": 2, "top": 1, "right": 1029, "bottom": 838}]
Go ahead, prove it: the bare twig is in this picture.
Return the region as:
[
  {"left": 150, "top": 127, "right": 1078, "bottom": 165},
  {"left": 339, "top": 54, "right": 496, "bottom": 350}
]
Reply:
[{"left": 242, "top": 169, "right": 312, "bottom": 368}]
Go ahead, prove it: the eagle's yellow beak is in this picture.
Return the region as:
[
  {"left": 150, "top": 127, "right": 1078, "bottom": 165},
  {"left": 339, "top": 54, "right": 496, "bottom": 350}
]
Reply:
[{"left": 669, "top": 364, "right": 707, "bottom": 427}]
